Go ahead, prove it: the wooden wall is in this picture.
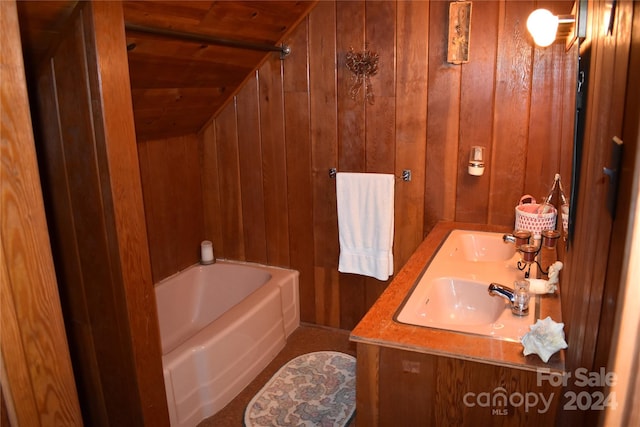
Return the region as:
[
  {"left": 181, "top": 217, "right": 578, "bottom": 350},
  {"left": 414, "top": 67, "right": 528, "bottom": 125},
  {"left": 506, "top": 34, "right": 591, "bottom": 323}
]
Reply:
[
  {"left": 558, "top": 1, "right": 638, "bottom": 425},
  {"left": 1, "top": 1, "right": 82, "bottom": 425},
  {"left": 138, "top": 134, "right": 205, "bottom": 280},
  {"left": 140, "top": 0, "right": 576, "bottom": 330},
  {"left": 32, "top": 2, "right": 169, "bottom": 425}
]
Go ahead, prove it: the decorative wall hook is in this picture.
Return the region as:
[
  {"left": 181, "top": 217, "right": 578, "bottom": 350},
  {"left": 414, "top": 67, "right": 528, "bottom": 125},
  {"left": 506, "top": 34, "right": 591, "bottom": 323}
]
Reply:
[{"left": 345, "top": 46, "right": 379, "bottom": 104}]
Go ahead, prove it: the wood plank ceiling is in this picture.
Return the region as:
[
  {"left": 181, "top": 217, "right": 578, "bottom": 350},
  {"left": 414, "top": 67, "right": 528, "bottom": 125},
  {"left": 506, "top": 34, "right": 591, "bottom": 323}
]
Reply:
[{"left": 17, "top": 0, "right": 318, "bottom": 141}]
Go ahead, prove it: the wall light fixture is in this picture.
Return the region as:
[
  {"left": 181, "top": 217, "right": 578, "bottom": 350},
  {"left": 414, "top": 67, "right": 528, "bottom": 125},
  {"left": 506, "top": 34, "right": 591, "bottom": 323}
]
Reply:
[{"left": 526, "top": 8, "right": 576, "bottom": 47}]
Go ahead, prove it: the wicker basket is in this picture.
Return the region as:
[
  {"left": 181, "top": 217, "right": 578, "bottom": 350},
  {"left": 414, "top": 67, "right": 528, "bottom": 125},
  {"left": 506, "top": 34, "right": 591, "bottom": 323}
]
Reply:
[{"left": 514, "top": 195, "right": 557, "bottom": 238}]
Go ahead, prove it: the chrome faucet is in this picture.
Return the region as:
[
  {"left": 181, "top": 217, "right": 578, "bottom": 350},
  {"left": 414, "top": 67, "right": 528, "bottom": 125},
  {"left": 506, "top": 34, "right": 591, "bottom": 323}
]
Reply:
[
  {"left": 488, "top": 283, "right": 514, "bottom": 301},
  {"left": 503, "top": 234, "right": 517, "bottom": 244},
  {"left": 488, "top": 283, "right": 529, "bottom": 316},
  {"left": 503, "top": 230, "right": 531, "bottom": 246}
]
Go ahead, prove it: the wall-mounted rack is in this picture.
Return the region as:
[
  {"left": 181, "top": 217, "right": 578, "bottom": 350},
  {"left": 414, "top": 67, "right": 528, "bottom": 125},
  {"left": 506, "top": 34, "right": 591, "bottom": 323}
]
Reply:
[{"left": 329, "top": 168, "right": 412, "bottom": 182}]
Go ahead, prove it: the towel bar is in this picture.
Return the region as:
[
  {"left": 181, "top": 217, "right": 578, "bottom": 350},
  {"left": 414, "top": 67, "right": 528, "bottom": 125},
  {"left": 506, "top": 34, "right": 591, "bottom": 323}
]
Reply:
[{"left": 329, "top": 168, "right": 411, "bottom": 182}]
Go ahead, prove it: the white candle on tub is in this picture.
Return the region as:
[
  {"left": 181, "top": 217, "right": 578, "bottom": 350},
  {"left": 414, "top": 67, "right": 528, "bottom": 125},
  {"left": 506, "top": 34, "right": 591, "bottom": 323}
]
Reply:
[{"left": 201, "top": 240, "right": 214, "bottom": 264}]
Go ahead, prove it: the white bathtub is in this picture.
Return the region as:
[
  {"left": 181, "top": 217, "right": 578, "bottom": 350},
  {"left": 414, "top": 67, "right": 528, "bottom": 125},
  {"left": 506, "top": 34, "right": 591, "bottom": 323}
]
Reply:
[{"left": 155, "top": 260, "right": 300, "bottom": 427}]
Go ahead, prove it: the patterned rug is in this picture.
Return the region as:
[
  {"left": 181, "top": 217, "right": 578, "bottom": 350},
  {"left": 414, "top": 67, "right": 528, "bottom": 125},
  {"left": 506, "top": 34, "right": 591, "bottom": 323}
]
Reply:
[{"left": 244, "top": 351, "right": 356, "bottom": 427}]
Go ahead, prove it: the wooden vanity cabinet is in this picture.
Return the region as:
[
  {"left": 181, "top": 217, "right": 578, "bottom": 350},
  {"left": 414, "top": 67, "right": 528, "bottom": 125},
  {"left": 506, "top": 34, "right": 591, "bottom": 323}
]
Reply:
[
  {"left": 356, "top": 343, "right": 562, "bottom": 426},
  {"left": 350, "top": 223, "right": 566, "bottom": 426}
]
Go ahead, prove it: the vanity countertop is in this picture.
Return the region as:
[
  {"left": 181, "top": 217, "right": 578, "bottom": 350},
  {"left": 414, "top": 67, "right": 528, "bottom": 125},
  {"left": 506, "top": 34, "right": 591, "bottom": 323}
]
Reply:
[{"left": 349, "top": 221, "right": 565, "bottom": 373}]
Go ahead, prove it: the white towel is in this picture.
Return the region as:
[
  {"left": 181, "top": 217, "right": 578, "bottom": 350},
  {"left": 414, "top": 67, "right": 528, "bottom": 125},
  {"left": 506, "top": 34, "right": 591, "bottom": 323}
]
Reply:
[{"left": 336, "top": 172, "right": 395, "bottom": 281}]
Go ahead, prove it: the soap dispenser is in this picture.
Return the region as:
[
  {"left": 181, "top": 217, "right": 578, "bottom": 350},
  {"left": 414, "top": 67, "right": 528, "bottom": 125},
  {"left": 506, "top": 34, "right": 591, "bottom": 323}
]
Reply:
[{"left": 468, "top": 146, "right": 485, "bottom": 176}]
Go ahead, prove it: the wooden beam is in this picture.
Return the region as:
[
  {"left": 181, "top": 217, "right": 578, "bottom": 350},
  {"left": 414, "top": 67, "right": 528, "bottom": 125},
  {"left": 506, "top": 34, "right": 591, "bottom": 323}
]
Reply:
[{"left": 0, "top": 1, "right": 82, "bottom": 425}]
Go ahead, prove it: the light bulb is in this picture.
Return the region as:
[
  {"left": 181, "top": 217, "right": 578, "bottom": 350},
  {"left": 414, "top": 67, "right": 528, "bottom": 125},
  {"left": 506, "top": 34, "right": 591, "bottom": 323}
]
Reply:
[{"left": 526, "top": 9, "right": 559, "bottom": 47}]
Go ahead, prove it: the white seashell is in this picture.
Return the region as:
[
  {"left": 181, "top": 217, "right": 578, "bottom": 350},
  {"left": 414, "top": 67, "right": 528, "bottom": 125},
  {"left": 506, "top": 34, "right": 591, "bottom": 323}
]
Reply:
[{"left": 521, "top": 316, "right": 568, "bottom": 363}]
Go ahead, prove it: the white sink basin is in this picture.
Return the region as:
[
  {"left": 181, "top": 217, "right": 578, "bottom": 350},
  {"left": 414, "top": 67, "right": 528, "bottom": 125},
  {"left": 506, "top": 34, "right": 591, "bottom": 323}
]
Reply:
[
  {"left": 459, "top": 231, "right": 516, "bottom": 262},
  {"left": 414, "top": 277, "right": 505, "bottom": 326},
  {"left": 395, "top": 230, "right": 535, "bottom": 342}
]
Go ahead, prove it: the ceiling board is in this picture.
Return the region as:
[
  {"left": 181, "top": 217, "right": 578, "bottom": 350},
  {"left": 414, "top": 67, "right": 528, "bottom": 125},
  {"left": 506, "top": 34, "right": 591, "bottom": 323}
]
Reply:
[{"left": 17, "top": 0, "right": 317, "bottom": 141}]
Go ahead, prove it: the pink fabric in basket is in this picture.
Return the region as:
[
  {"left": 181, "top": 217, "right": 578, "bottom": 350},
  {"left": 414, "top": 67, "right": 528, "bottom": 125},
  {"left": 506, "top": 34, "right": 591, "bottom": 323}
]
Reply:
[{"left": 519, "top": 204, "right": 539, "bottom": 213}]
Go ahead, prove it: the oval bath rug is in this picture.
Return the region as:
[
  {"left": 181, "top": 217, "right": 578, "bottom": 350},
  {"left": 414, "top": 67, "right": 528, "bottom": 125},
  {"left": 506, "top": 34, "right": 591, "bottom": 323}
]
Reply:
[{"left": 244, "top": 351, "right": 356, "bottom": 427}]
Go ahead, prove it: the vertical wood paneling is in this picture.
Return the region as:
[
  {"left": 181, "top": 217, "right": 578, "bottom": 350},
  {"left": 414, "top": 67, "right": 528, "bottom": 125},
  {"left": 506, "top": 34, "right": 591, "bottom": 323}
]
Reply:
[
  {"left": 139, "top": 135, "right": 204, "bottom": 281},
  {"left": 365, "top": 0, "right": 396, "bottom": 171},
  {"left": 562, "top": 0, "right": 632, "bottom": 383},
  {"left": 424, "top": 0, "right": 461, "bottom": 231},
  {"left": 359, "top": 343, "right": 562, "bottom": 425},
  {"left": 565, "top": 0, "right": 611, "bottom": 375},
  {"left": 236, "top": 75, "right": 268, "bottom": 264},
  {"left": 201, "top": 122, "right": 224, "bottom": 257},
  {"left": 1, "top": 2, "right": 82, "bottom": 424},
  {"left": 37, "top": 61, "right": 110, "bottom": 424},
  {"left": 215, "top": 103, "right": 245, "bottom": 260},
  {"left": 285, "top": 91, "right": 314, "bottom": 319},
  {"left": 599, "top": 6, "right": 640, "bottom": 424},
  {"left": 433, "top": 357, "right": 466, "bottom": 425},
  {"left": 51, "top": 11, "right": 145, "bottom": 426},
  {"left": 32, "top": 2, "right": 169, "bottom": 425},
  {"left": 594, "top": 0, "right": 639, "bottom": 371},
  {"left": 379, "top": 346, "right": 435, "bottom": 425},
  {"left": 361, "top": 0, "right": 397, "bottom": 320},
  {"left": 526, "top": 40, "right": 563, "bottom": 201},
  {"left": 283, "top": 19, "right": 316, "bottom": 322},
  {"left": 489, "top": 0, "right": 534, "bottom": 225},
  {"left": 455, "top": 1, "right": 499, "bottom": 224},
  {"left": 85, "top": 4, "right": 169, "bottom": 424},
  {"left": 394, "top": 0, "right": 429, "bottom": 270},
  {"left": 355, "top": 343, "right": 380, "bottom": 427},
  {"left": 146, "top": 0, "right": 577, "bottom": 330},
  {"left": 560, "top": 43, "right": 577, "bottom": 198},
  {"left": 258, "top": 58, "right": 290, "bottom": 266},
  {"left": 309, "top": 1, "right": 340, "bottom": 327},
  {"left": 283, "top": 18, "right": 310, "bottom": 94},
  {"left": 337, "top": 1, "right": 366, "bottom": 172},
  {"left": 338, "top": 0, "right": 375, "bottom": 330},
  {"left": 139, "top": 141, "right": 170, "bottom": 276},
  {"left": 525, "top": 0, "right": 570, "bottom": 202},
  {"left": 553, "top": 2, "right": 637, "bottom": 422}
]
